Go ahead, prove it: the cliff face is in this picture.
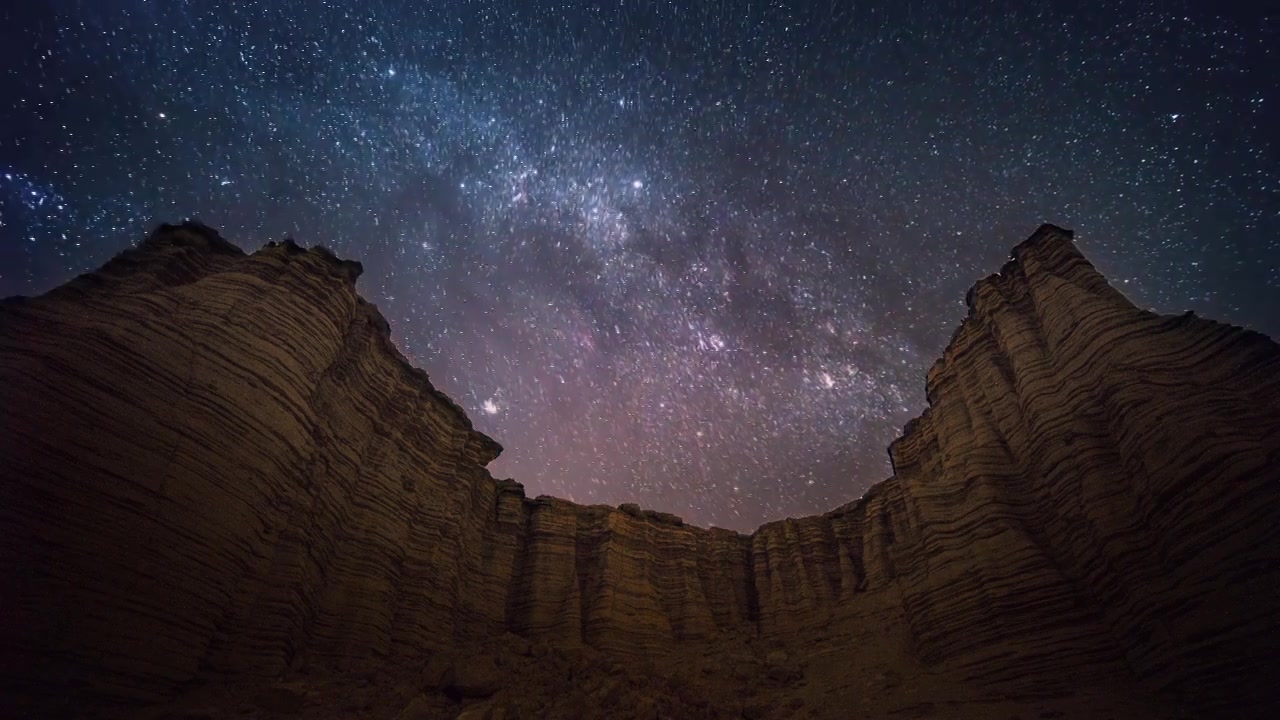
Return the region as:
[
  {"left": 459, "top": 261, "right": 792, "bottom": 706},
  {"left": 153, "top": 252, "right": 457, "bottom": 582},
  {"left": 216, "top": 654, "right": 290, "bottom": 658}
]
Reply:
[{"left": 1, "top": 223, "right": 1277, "bottom": 720}]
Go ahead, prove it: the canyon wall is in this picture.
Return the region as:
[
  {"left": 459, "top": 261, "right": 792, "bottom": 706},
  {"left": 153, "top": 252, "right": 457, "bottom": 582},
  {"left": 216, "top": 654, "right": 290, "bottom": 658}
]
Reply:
[{"left": 1, "top": 223, "right": 1277, "bottom": 718}]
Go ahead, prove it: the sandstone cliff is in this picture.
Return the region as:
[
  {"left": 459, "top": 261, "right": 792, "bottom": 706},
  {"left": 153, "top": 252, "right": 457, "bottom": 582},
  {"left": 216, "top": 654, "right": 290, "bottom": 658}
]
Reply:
[{"left": 1, "top": 222, "right": 1277, "bottom": 719}]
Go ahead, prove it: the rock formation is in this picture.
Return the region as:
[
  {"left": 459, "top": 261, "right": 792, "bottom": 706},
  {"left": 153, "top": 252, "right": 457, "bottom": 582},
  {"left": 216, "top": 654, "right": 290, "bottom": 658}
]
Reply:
[{"left": 1, "top": 222, "right": 1277, "bottom": 719}]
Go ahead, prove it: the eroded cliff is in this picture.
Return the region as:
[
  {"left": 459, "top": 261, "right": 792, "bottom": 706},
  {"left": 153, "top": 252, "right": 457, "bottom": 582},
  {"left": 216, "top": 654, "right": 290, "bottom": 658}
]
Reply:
[{"left": 1, "top": 223, "right": 1277, "bottom": 719}]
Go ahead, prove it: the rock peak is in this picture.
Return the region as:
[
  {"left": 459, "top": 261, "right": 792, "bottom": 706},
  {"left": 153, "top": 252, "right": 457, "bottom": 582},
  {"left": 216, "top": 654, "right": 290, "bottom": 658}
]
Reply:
[
  {"left": 1021, "top": 221, "right": 1074, "bottom": 246},
  {"left": 142, "top": 219, "right": 244, "bottom": 255}
]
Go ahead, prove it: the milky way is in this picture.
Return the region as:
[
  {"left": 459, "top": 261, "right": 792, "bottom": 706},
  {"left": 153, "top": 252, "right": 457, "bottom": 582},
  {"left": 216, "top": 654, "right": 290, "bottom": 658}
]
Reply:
[{"left": 2, "top": 1, "right": 1276, "bottom": 530}]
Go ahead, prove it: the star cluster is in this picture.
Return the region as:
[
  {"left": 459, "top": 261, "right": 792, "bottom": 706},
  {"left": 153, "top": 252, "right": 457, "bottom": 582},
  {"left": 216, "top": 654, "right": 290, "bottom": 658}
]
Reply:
[{"left": 1, "top": 1, "right": 1276, "bottom": 530}]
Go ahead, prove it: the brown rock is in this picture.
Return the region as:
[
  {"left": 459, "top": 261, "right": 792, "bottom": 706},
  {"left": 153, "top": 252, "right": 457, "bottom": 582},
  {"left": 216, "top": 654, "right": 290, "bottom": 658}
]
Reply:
[
  {"left": 456, "top": 705, "right": 496, "bottom": 720},
  {"left": 765, "top": 664, "right": 801, "bottom": 686},
  {"left": 252, "top": 686, "right": 306, "bottom": 715},
  {"left": 632, "top": 697, "right": 660, "bottom": 720},
  {"left": 500, "top": 632, "right": 533, "bottom": 657},
  {"left": 423, "top": 655, "right": 454, "bottom": 690},
  {"left": 641, "top": 509, "right": 684, "bottom": 526},
  {"left": 595, "top": 678, "right": 625, "bottom": 706},
  {"left": 446, "top": 656, "right": 502, "bottom": 698},
  {"left": 730, "top": 658, "right": 759, "bottom": 683},
  {"left": 875, "top": 670, "right": 902, "bottom": 689},
  {"left": 2, "top": 223, "right": 1279, "bottom": 719},
  {"left": 397, "top": 696, "right": 435, "bottom": 720}
]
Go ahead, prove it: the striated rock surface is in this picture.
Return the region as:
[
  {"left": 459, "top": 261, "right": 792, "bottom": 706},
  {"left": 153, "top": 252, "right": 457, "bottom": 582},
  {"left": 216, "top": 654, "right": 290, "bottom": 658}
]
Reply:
[{"left": 1, "top": 222, "right": 1278, "bottom": 719}]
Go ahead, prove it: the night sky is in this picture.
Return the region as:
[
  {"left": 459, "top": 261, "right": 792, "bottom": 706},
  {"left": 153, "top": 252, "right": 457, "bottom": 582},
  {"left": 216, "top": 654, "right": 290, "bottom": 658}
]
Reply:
[{"left": 1, "top": 2, "right": 1276, "bottom": 531}]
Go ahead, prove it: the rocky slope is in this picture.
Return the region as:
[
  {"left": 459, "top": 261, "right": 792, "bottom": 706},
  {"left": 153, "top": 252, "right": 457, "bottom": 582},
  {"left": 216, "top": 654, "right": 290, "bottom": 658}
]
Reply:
[{"left": 1, "top": 222, "right": 1277, "bottom": 719}]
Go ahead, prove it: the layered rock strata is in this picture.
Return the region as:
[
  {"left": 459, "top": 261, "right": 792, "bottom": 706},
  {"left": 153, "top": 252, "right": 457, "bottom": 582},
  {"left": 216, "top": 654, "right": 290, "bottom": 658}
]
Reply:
[{"left": 1, "top": 223, "right": 1277, "bottom": 719}]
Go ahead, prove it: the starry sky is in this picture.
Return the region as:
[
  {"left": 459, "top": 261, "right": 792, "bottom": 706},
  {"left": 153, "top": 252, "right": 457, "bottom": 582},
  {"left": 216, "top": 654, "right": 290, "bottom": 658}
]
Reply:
[{"left": 1, "top": 1, "right": 1276, "bottom": 531}]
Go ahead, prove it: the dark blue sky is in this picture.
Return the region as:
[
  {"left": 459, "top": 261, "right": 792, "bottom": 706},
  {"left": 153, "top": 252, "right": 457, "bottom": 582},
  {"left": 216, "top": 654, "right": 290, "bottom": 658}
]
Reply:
[{"left": 1, "top": 1, "right": 1275, "bottom": 530}]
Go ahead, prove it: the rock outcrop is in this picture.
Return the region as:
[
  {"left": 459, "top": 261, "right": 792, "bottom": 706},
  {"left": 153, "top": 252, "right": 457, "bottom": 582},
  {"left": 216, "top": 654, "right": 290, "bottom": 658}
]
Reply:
[{"left": 1, "top": 222, "right": 1278, "bottom": 719}]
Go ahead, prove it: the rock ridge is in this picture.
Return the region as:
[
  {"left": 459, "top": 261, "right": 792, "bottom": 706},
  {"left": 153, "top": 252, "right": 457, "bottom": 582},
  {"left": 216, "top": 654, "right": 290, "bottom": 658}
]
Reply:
[{"left": 2, "top": 221, "right": 1278, "bottom": 719}]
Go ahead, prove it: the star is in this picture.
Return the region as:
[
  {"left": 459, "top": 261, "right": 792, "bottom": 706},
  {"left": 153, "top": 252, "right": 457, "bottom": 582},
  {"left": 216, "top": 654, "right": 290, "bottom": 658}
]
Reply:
[{"left": 0, "top": 0, "right": 1274, "bottom": 531}]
